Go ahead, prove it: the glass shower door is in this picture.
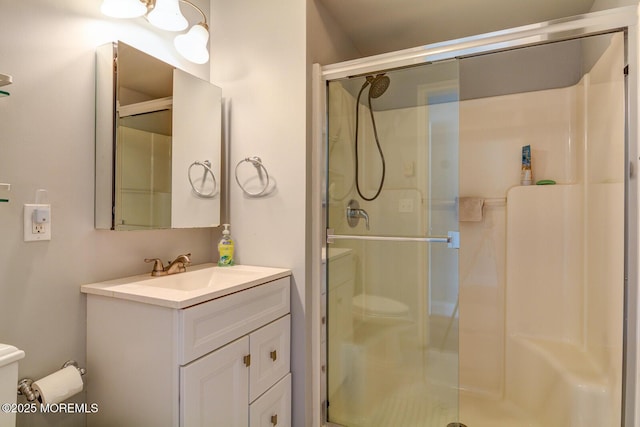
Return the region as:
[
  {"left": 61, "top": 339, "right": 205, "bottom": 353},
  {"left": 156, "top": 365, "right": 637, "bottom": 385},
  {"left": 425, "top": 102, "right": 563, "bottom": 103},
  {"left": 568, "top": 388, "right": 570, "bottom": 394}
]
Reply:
[{"left": 325, "top": 60, "right": 460, "bottom": 427}]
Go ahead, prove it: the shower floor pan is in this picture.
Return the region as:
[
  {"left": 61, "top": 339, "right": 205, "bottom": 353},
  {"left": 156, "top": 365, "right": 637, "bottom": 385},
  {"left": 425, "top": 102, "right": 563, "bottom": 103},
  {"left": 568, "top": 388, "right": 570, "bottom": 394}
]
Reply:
[{"left": 329, "top": 339, "right": 537, "bottom": 427}]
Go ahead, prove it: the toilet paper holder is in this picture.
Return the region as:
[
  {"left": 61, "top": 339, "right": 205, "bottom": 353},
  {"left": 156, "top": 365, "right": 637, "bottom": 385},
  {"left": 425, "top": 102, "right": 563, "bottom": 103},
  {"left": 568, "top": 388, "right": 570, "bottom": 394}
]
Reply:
[{"left": 17, "top": 360, "right": 86, "bottom": 403}]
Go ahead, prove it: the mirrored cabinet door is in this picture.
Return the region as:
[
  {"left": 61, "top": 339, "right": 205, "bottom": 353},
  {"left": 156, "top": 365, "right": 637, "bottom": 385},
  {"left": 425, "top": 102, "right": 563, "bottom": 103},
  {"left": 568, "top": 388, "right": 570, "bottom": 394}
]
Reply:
[{"left": 95, "top": 41, "right": 221, "bottom": 230}]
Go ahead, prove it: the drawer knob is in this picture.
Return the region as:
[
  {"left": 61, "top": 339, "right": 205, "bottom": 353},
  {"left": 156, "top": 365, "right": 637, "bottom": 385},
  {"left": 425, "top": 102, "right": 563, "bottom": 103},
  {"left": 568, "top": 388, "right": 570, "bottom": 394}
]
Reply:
[
  {"left": 271, "top": 414, "right": 278, "bottom": 425},
  {"left": 270, "top": 350, "right": 277, "bottom": 361}
]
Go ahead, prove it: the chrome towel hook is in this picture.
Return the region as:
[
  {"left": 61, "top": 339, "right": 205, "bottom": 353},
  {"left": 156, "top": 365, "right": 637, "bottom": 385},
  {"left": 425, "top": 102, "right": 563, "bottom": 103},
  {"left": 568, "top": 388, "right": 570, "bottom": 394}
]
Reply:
[
  {"left": 234, "top": 156, "right": 271, "bottom": 197},
  {"left": 188, "top": 160, "right": 218, "bottom": 198}
]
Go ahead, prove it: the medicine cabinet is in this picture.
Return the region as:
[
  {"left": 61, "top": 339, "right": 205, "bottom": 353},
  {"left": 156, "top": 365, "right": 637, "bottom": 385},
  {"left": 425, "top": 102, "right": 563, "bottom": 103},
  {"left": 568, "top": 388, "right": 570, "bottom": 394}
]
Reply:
[{"left": 95, "top": 41, "right": 221, "bottom": 230}]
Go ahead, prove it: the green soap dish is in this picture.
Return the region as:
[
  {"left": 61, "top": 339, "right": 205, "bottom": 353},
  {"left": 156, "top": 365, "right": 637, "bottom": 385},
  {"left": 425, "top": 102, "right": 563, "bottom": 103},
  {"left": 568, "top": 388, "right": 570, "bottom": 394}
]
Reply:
[{"left": 536, "top": 179, "right": 556, "bottom": 185}]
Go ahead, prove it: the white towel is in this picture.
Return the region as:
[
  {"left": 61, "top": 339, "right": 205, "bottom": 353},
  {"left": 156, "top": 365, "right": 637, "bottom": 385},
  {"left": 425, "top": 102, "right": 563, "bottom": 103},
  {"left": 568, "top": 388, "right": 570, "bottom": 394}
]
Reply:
[{"left": 458, "top": 197, "right": 484, "bottom": 222}]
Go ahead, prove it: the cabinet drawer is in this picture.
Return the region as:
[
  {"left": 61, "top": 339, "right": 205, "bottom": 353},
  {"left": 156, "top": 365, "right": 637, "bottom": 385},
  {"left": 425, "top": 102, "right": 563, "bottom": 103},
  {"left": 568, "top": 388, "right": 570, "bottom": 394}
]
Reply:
[
  {"left": 250, "top": 315, "right": 290, "bottom": 402},
  {"left": 250, "top": 374, "right": 291, "bottom": 427},
  {"left": 180, "top": 277, "right": 290, "bottom": 364}
]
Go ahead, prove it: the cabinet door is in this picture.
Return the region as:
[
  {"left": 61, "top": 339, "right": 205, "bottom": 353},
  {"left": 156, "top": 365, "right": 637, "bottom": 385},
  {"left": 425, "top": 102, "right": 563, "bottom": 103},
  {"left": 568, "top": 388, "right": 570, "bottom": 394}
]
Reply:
[
  {"left": 249, "top": 315, "right": 291, "bottom": 402},
  {"left": 181, "top": 336, "right": 249, "bottom": 427},
  {"left": 249, "top": 374, "right": 291, "bottom": 427}
]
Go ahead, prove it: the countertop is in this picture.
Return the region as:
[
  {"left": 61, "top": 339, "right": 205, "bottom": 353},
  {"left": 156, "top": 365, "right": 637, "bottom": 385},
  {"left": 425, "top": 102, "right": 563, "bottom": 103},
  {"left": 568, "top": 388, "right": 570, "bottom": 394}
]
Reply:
[{"left": 81, "top": 263, "right": 291, "bottom": 309}]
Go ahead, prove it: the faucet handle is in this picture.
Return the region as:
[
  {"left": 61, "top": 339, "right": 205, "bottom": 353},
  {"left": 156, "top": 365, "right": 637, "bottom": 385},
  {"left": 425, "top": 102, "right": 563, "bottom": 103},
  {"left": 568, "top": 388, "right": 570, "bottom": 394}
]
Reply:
[
  {"left": 144, "top": 258, "right": 165, "bottom": 274},
  {"left": 179, "top": 253, "right": 192, "bottom": 266}
]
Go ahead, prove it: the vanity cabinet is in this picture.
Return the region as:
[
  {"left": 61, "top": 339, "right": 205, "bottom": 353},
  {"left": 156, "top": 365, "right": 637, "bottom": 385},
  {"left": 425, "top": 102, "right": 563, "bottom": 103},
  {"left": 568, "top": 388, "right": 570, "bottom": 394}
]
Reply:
[
  {"left": 181, "top": 315, "right": 291, "bottom": 426},
  {"left": 84, "top": 273, "right": 291, "bottom": 427}
]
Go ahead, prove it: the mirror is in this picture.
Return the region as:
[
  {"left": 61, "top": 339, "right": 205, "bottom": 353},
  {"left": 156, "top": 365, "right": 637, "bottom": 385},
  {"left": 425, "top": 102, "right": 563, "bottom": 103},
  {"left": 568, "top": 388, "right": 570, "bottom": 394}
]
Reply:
[{"left": 95, "top": 41, "right": 221, "bottom": 230}]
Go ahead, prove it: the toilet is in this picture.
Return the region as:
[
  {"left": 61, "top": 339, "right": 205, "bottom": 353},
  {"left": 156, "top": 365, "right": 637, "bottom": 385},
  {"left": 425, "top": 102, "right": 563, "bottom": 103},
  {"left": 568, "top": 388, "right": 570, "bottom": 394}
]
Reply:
[
  {"left": 352, "top": 293, "right": 410, "bottom": 322},
  {"left": 0, "top": 343, "right": 25, "bottom": 426},
  {"left": 352, "top": 292, "right": 411, "bottom": 343},
  {"left": 324, "top": 247, "right": 411, "bottom": 326}
]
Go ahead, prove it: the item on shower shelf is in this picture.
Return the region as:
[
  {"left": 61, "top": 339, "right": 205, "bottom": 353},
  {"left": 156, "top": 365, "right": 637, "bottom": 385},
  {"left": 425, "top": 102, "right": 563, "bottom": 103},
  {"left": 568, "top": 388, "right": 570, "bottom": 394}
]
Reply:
[
  {"left": 521, "top": 145, "right": 532, "bottom": 186},
  {"left": 217, "top": 224, "right": 235, "bottom": 266},
  {"left": 536, "top": 179, "right": 556, "bottom": 185}
]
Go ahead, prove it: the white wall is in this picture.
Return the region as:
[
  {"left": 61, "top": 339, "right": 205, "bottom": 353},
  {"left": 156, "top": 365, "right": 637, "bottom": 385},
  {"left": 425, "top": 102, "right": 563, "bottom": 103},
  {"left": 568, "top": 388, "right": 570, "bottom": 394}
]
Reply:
[
  {"left": 0, "top": 1, "right": 217, "bottom": 426},
  {"left": 308, "top": 0, "right": 362, "bottom": 65}
]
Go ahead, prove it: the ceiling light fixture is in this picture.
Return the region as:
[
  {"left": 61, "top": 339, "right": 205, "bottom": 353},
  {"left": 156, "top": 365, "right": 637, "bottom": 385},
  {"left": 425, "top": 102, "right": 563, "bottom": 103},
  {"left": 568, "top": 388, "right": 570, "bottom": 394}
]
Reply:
[{"left": 100, "top": 0, "right": 210, "bottom": 64}]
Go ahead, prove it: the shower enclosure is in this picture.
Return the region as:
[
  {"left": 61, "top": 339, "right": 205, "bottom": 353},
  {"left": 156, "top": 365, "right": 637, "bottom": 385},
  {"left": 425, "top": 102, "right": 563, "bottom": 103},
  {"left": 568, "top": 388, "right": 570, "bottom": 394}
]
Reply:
[{"left": 317, "top": 7, "right": 638, "bottom": 427}]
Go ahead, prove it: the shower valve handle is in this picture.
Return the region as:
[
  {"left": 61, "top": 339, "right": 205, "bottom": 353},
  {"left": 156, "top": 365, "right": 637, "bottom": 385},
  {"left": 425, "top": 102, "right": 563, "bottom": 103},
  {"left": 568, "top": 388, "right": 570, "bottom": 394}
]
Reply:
[{"left": 346, "top": 199, "right": 370, "bottom": 230}]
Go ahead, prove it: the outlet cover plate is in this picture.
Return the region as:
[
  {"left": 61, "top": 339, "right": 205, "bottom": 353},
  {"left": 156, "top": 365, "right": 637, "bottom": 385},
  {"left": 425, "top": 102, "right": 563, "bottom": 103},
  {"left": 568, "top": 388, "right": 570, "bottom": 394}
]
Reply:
[{"left": 24, "top": 204, "right": 51, "bottom": 242}]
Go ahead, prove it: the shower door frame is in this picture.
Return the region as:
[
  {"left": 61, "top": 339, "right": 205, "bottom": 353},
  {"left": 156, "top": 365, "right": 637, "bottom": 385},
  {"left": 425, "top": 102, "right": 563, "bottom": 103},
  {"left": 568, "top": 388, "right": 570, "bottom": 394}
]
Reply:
[{"left": 312, "top": 5, "right": 640, "bottom": 427}]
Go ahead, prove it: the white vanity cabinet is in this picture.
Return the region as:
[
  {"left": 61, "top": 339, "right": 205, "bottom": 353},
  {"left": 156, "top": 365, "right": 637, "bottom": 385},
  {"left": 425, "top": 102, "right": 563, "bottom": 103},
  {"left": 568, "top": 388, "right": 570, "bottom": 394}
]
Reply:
[
  {"left": 83, "top": 266, "right": 291, "bottom": 427},
  {"left": 180, "top": 315, "right": 291, "bottom": 426}
]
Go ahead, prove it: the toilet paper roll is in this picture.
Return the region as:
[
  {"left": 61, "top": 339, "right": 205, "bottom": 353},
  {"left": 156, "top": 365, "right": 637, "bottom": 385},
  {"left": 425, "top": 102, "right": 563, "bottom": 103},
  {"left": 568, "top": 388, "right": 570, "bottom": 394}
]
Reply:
[{"left": 32, "top": 366, "right": 83, "bottom": 404}]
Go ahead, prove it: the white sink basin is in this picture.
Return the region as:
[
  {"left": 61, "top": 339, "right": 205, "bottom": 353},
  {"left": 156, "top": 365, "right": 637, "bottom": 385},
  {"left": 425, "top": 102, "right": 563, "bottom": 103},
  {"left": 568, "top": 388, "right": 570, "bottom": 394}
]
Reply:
[
  {"left": 142, "top": 265, "right": 275, "bottom": 291},
  {"left": 81, "top": 263, "right": 291, "bottom": 308}
]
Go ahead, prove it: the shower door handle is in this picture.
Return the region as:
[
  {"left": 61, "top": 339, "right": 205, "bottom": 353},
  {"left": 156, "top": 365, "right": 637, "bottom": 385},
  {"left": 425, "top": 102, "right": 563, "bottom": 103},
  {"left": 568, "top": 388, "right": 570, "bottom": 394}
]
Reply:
[{"left": 326, "top": 230, "right": 460, "bottom": 249}]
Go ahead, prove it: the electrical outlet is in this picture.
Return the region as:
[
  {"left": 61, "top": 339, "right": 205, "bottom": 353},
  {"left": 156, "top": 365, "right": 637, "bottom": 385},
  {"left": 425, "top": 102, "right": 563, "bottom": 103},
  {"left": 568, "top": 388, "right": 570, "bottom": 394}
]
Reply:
[
  {"left": 24, "top": 204, "right": 51, "bottom": 242},
  {"left": 33, "top": 222, "right": 46, "bottom": 234}
]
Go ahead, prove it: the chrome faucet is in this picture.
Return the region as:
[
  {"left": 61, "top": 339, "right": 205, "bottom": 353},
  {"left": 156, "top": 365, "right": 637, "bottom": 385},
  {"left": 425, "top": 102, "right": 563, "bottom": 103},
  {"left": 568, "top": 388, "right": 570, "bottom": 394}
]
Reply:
[
  {"left": 144, "top": 253, "right": 192, "bottom": 276},
  {"left": 346, "top": 199, "right": 370, "bottom": 230}
]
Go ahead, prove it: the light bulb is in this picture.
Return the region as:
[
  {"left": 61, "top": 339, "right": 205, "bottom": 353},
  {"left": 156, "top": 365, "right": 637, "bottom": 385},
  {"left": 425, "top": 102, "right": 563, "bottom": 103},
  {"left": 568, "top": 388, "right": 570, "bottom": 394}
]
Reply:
[
  {"left": 101, "top": 0, "right": 147, "bottom": 18},
  {"left": 174, "top": 24, "right": 210, "bottom": 64},
  {"left": 147, "top": 0, "right": 188, "bottom": 31}
]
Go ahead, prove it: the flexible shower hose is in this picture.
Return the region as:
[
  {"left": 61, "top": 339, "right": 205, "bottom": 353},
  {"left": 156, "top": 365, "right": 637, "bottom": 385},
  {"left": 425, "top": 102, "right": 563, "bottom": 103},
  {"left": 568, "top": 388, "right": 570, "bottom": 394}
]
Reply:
[{"left": 354, "top": 83, "right": 386, "bottom": 201}]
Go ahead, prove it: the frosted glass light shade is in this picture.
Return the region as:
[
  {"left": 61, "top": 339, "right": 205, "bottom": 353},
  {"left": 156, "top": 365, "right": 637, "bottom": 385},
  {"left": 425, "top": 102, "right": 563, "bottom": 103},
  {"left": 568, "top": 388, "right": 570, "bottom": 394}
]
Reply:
[
  {"left": 101, "top": 0, "right": 147, "bottom": 18},
  {"left": 174, "top": 24, "right": 210, "bottom": 64},
  {"left": 147, "top": 0, "right": 188, "bottom": 31}
]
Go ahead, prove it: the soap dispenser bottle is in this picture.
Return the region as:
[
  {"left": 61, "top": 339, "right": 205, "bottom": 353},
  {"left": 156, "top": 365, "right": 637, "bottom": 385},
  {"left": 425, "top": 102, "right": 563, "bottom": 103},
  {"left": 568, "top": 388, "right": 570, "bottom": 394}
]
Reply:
[{"left": 217, "top": 224, "right": 235, "bottom": 266}]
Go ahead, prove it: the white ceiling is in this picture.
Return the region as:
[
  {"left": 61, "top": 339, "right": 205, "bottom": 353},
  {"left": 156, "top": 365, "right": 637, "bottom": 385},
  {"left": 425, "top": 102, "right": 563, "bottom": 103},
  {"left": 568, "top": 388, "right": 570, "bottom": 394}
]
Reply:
[{"left": 318, "top": 0, "right": 596, "bottom": 57}]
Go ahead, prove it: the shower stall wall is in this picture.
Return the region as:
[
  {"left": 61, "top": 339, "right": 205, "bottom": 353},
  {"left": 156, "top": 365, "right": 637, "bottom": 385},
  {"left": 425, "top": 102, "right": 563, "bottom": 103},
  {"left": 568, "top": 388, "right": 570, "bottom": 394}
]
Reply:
[
  {"left": 316, "top": 6, "right": 638, "bottom": 427},
  {"left": 458, "top": 32, "right": 625, "bottom": 426}
]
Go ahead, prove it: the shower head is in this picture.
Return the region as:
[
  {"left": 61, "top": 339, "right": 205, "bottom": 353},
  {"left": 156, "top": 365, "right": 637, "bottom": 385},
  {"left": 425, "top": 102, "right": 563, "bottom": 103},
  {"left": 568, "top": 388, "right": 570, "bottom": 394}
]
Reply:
[{"left": 367, "top": 74, "right": 390, "bottom": 98}]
